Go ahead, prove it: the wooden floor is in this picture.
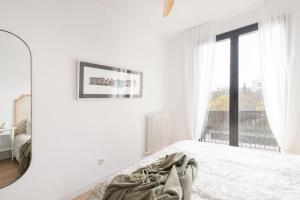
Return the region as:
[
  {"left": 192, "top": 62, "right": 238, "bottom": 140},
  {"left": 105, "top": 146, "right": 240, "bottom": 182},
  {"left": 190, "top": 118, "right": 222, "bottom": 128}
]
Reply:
[
  {"left": 73, "top": 190, "right": 92, "bottom": 200},
  {"left": 0, "top": 159, "right": 19, "bottom": 188}
]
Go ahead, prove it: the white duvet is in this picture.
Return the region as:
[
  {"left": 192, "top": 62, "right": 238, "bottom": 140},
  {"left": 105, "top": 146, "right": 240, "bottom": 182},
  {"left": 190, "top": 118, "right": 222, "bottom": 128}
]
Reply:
[{"left": 89, "top": 140, "right": 300, "bottom": 200}]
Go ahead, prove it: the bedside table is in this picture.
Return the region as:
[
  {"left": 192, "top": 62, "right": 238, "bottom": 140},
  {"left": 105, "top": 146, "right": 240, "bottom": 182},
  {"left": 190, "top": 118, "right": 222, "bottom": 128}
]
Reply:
[{"left": 0, "top": 127, "right": 17, "bottom": 160}]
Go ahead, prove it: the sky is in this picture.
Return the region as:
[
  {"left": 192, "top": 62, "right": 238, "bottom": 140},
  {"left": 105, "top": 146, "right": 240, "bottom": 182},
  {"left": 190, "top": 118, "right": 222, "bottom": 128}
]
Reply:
[{"left": 211, "top": 31, "right": 261, "bottom": 91}]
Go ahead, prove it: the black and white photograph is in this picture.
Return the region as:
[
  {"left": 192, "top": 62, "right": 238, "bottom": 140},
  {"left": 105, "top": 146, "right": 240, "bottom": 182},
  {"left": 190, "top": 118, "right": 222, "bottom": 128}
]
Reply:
[{"left": 78, "top": 61, "right": 142, "bottom": 99}]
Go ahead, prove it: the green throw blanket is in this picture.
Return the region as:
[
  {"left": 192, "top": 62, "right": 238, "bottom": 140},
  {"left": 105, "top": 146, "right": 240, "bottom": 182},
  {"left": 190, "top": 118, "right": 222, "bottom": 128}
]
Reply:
[
  {"left": 103, "top": 152, "right": 198, "bottom": 200},
  {"left": 18, "top": 139, "right": 31, "bottom": 177}
]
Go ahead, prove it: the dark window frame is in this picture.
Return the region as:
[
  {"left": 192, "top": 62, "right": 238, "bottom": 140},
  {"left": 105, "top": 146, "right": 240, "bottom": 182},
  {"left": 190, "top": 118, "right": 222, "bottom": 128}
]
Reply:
[{"left": 216, "top": 23, "right": 258, "bottom": 146}]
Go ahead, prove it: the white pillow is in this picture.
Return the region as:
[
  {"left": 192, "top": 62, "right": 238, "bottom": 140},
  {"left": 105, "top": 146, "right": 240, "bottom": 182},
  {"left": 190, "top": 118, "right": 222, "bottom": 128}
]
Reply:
[{"left": 26, "top": 119, "right": 32, "bottom": 135}]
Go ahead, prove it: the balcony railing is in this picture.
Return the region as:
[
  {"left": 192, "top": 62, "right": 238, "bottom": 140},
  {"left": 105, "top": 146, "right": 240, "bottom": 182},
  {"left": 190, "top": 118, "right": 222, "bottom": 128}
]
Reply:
[{"left": 201, "top": 111, "right": 279, "bottom": 151}]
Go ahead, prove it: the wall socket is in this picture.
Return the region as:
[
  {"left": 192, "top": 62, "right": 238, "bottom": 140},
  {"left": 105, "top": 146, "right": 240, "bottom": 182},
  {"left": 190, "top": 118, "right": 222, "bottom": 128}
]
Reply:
[{"left": 97, "top": 158, "right": 104, "bottom": 165}]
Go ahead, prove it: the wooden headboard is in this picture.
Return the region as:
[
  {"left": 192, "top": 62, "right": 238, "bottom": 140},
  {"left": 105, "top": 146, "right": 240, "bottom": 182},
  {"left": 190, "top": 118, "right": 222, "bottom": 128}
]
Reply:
[{"left": 14, "top": 94, "right": 31, "bottom": 126}]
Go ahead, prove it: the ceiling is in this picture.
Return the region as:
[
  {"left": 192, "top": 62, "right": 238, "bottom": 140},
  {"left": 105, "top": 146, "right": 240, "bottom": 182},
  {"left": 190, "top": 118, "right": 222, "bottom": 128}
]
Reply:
[
  {"left": 2, "top": 0, "right": 264, "bottom": 38},
  {"left": 96, "top": 0, "right": 264, "bottom": 36}
]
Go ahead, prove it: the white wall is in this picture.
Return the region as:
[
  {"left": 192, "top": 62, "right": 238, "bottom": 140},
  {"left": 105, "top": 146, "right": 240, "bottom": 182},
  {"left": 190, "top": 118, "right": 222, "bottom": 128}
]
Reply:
[
  {"left": 288, "top": 0, "right": 300, "bottom": 153},
  {"left": 0, "top": 1, "right": 164, "bottom": 200},
  {"left": 162, "top": 33, "right": 187, "bottom": 143}
]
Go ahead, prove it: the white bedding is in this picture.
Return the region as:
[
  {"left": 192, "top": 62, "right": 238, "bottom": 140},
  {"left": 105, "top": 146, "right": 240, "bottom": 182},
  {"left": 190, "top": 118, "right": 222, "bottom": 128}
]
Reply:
[
  {"left": 89, "top": 140, "right": 300, "bottom": 200},
  {"left": 13, "top": 133, "right": 31, "bottom": 162}
]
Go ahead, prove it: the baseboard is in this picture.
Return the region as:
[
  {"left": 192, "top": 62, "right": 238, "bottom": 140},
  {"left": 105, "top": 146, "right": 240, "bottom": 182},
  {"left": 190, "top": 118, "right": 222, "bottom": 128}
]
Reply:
[{"left": 58, "top": 158, "right": 141, "bottom": 200}]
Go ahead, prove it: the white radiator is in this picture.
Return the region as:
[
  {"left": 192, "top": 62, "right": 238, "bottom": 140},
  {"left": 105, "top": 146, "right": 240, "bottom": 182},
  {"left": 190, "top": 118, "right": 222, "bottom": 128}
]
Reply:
[{"left": 145, "top": 112, "right": 170, "bottom": 155}]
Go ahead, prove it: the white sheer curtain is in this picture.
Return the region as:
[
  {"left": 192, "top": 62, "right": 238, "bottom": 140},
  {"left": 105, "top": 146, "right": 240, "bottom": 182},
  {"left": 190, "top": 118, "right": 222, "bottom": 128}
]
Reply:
[
  {"left": 183, "top": 23, "right": 216, "bottom": 140},
  {"left": 259, "top": 0, "right": 298, "bottom": 153}
]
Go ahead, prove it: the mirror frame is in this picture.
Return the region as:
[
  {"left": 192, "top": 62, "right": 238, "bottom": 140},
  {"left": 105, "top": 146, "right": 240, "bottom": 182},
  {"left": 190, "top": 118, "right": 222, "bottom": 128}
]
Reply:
[{"left": 0, "top": 29, "right": 32, "bottom": 188}]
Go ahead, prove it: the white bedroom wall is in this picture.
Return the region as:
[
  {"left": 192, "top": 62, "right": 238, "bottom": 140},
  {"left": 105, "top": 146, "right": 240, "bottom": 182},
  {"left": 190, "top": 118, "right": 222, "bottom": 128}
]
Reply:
[
  {"left": 0, "top": 1, "right": 164, "bottom": 200},
  {"left": 162, "top": 33, "right": 188, "bottom": 143},
  {"left": 288, "top": 0, "right": 300, "bottom": 153}
]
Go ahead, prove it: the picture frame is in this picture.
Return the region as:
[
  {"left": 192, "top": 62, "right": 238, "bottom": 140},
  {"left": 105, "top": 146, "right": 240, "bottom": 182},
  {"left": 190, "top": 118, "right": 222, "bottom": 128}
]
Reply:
[{"left": 77, "top": 61, "right": 143, "bottom": 99}]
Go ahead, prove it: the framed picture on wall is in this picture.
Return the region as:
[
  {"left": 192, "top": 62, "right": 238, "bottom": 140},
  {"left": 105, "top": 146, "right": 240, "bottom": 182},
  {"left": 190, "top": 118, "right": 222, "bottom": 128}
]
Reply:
[{"left": 77, "top": 61, "right": 143, "bottom": 99}]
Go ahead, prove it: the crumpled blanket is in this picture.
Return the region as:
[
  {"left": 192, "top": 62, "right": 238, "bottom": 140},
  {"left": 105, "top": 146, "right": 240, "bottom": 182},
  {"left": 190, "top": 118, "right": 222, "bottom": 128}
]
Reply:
[
  {"left": 18, "top": 139, "right": 31, "bottom": 177},
  {"left": 102, "top": 152, "right": 198, "bottom": 200}
]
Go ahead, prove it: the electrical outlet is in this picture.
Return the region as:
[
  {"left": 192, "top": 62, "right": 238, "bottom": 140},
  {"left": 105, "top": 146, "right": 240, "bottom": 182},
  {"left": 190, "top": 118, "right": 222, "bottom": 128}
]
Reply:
[{"left": 97, "top": 158, "right": 104, "bottom": 165}]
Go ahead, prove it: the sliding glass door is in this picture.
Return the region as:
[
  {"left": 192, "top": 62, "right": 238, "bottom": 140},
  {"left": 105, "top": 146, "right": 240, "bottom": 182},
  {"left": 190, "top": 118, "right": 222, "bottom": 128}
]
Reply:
[
  {"left": 203, "top": 24, "right": 278, "bottom": 150},
  {"left": 239, "top": 31, "right": 278, "bottom": 150},
  {"left": 202, "top": 39, "right": 230, "bottom": 144}
]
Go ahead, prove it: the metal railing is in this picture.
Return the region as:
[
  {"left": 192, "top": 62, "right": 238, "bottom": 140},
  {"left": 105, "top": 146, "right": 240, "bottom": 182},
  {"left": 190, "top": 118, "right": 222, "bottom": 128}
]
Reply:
[{"left": 201, "top": 111, "right": 279, "bottom": 151}]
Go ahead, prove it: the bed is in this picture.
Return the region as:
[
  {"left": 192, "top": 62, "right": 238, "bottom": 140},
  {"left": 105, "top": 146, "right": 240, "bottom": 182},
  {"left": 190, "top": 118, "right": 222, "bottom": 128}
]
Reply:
[
  {"left": 12, "top": 95, "right": 31, "bottom": 163},
  {"left": 13, "top": 134, "right": 31, "bottom": 163},
  {"left": 89, "top": 140, "right": 300, "bottom": 200}
]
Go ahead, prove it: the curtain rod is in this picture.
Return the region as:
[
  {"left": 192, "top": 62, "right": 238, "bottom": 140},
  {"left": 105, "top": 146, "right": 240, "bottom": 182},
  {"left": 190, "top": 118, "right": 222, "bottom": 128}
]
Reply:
[{"left": 184, "top": 1, "right": 264, "bottom": 32}]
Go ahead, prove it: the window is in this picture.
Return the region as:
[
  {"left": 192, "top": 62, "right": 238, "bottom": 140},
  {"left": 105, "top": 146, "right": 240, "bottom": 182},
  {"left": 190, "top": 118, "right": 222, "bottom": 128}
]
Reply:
[
  {"left": 202, "top": 23, "right": 279, "bottom": 151},
  {"left": 203, "top": 39, "right": 230, "bottom": 144}
]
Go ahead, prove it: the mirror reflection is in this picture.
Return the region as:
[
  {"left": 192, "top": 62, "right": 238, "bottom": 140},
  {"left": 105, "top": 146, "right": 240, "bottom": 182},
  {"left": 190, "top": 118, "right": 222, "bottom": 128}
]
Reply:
[{"left": 0, "top": 30, "right": 31, "bottom": 187}]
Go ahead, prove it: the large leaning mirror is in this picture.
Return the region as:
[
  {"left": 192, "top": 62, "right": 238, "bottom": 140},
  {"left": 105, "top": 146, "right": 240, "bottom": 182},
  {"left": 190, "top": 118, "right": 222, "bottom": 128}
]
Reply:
[{"left": 0, "top": 29, "right": 31, "bottom": 188}]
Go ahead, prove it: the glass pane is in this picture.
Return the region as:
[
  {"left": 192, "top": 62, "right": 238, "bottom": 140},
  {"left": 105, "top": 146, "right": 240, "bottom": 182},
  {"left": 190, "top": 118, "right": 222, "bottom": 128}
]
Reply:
[
  {"left": 238, "top": 31, "right": 278, "bottom": 150},
  {"left": 202, "top": 39, "right": 230, "bottom": 144},
  {"left": 0, "top": 30, "right": 32, "bottom": 188}
]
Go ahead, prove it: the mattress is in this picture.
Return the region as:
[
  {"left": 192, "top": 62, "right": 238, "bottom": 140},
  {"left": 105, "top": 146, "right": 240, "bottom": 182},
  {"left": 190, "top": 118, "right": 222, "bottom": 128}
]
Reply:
[
  {"left": 13, "top": 133, "right": 31, "bottom": 162},
  {"left": 89, "top": 140, "right": 300, "bottom": 200}
]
